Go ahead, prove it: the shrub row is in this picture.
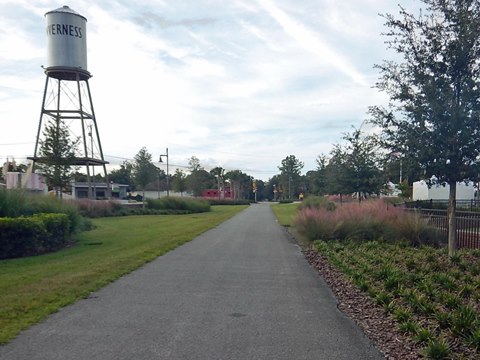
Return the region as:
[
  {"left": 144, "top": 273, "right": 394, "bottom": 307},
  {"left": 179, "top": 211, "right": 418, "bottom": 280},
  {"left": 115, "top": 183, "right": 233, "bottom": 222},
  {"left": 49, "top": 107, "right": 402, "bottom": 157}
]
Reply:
[
  {"left": 146, "top": 197, "right": 211, "bottom": 213},
  {"left": 0, "top": 213, "right": 72, "bottom": 259},
  {"left": 208, "top": 199, "right": 251, "bottom": 206},
  {"left": 0, "top": 189, "right": 83, "bottom": 233}
]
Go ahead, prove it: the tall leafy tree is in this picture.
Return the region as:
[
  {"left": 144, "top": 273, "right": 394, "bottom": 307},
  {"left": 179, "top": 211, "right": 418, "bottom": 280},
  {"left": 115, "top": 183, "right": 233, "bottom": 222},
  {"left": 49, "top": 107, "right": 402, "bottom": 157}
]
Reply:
[
  {"left": 37, "top": 119, "right": 79, "bottom": 197},
  {"left": 109, "top": 161, "right": 134, "bottom": 188},
  {"left": 324, "top": 144, "right": 351, "bottom": 201},
  {"left": 305, "top": 154, "right": 329, "bottom": 195},
  {"left": 210, "top": 166, "right": 225, "bottom": 199},
  {"left": 370, "top": 0, "right": 480, "bottom": 255},
  {"left": 172, "top": 168, "right": 187, "bottom": 196},
  {"left": 342, "top": 129, "right": 383, "bottom": 200},
  {"left": 225, "top": 170, "right": 252, "bottom": 200},
  {"left": 186, "top": 169, "right": 214, "bottom": 197},
  {"left": 185, "top": 157, "right": 214, "bottom": 196},
  {"left": 132, "top": 147, "right": 157, "bottom": 204},
  {"left": 188, "top": 156, "right": 203, "bottom": 172},
  {"left": 278, "top": 155, "right": 304, "bottom": 199}
]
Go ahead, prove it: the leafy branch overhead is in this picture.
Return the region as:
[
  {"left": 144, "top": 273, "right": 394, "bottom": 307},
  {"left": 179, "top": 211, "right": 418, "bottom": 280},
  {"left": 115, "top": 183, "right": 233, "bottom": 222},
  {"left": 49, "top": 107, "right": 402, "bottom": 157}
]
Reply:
[{"left": 369, "top": 0, "right": 480, "bottom": 255}]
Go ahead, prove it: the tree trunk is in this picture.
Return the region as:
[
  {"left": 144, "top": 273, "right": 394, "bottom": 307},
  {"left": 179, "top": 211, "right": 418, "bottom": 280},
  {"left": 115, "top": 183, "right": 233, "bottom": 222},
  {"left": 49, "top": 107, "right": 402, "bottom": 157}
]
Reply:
[{"left": 447, "top": 181, "right": 457, "bottom": 257}]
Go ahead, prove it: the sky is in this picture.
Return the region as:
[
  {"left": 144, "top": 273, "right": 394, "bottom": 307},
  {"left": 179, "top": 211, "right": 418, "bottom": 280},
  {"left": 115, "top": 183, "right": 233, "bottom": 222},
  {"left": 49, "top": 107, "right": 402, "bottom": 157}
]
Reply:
[{"left": 0, "top": 0, "right": 421, "bottom": 181}]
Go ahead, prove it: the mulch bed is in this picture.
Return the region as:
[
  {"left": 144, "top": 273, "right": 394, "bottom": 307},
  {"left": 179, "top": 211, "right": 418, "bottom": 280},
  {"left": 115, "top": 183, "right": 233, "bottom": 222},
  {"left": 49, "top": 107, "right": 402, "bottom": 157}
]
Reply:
[{"left": 303, "top": 248, "right": 423, "bottom": 359}]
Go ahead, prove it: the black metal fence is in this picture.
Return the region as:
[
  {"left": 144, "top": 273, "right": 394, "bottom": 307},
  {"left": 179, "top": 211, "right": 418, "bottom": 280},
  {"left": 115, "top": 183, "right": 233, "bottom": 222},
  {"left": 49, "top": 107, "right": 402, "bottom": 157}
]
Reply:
[
  {"left": 405, "top": 199, "right": 480, "bottom": 211},
  {"left": 405, "top": 208, "right": 480, "bottom": 249}
]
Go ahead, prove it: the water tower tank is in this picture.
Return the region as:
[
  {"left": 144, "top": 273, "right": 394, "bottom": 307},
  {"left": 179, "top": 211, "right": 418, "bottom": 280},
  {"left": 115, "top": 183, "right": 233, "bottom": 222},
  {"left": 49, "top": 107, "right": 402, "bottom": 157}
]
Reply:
[{"left": 45, "top": 5, "right": 89, "bottom": 80}]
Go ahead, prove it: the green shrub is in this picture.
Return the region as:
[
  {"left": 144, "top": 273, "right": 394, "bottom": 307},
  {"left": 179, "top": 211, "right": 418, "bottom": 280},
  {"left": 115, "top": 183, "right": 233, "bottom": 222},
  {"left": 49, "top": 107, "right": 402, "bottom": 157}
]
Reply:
[
  {"left": 33, "top": 213, "right": 71, "bottom": 251},
  {"left": 278, "top": 199, "right": 293, "bottom": 204},
  {"left": 0, "top": 213, "right": 71, "bottom": 259},
  {"left": 415, "top": 327, "right": 434, "bottom": 344},
  {"left": 146, "top": 197, "right": 210, "bottom": 213},
  {"left": 468, "top": 328, "right": 480, "bottom": 351},
  {"left": 423, "top": 338, "right": 451, "bottom": 359},
  {"left": 0, "top": 189, "right": 83, "bottom": 233},
  {"left": 208, "top": 199, "right": 250, "bottom": 205},
  {"left": 393, "top": 308, "right": 412, "bottom": 322},
  {"left": 451, "top": 305, "right": 478, "bottom": 338},
  {"left": 0, "top": 217, "right": 46, "bottom": 258}
]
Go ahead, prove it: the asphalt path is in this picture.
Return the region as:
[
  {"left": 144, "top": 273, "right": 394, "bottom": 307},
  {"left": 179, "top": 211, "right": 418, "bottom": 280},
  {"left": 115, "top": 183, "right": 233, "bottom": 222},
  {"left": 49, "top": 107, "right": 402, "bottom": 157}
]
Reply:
[{"left": 0, "top": 203, "right": 384, "bottom": 360}]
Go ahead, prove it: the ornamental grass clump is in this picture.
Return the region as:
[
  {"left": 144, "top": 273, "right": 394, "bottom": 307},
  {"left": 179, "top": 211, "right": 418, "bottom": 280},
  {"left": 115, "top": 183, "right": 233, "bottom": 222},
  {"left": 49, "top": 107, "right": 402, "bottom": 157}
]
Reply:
[
  {"left": 293, "top": 207, "right": 336, "bottom": 241},
  {"left": 298, "top": 195, "right": 336, "bottom": 211},
  {"left": 295, "top": 199, "right": 440, "bottom": 245}
]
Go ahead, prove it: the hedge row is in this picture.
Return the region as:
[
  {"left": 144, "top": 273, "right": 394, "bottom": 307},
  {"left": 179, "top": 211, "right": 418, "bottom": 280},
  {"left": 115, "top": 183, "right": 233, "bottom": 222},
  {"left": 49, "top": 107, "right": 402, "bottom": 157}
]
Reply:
[
  {"left": 208, "top": 199, "right": 251, "bottom": 206},
  {"left": 0, "top": 213, "right": 72, "bottom": 259}
]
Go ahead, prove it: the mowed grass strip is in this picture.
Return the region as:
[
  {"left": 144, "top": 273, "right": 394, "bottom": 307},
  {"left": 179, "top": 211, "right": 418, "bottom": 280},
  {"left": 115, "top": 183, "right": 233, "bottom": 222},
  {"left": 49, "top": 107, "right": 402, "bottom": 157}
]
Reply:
[
  {"left": 0, "top": 205, "right": 247, "bottom": 344},
  {"left": 271, "top": 202, "right": 299, "bottom": 226}
]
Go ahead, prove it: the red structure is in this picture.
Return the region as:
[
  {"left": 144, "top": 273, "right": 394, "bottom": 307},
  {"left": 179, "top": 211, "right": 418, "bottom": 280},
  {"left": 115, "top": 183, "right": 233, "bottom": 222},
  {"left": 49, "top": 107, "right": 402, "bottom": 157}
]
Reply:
[{"left": 202, "top": 187, "right": 234, "bottom": 199}]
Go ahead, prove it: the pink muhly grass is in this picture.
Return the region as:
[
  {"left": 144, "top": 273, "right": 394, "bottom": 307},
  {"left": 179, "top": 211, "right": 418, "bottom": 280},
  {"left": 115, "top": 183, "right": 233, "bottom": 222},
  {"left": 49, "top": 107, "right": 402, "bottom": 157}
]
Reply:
[
  {"left": 295, "top": 199, "right": 435, "bottom": 244},
  {"left": 294, "top": 207, "right": 336, "bottom": 241}
]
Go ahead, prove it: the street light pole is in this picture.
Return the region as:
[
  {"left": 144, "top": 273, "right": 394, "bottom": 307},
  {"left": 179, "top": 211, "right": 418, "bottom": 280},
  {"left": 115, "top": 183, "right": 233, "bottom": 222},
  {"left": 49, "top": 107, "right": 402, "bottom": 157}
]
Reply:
[{"left": 159, "top": 147, "right": 169, "bottom": 197}]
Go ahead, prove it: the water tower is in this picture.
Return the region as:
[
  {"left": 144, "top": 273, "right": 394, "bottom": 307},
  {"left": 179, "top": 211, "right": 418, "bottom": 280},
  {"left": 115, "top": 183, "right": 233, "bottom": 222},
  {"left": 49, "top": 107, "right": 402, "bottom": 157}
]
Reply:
[{"left": 29, "top": 5, "right": 108, "bottom": 199}]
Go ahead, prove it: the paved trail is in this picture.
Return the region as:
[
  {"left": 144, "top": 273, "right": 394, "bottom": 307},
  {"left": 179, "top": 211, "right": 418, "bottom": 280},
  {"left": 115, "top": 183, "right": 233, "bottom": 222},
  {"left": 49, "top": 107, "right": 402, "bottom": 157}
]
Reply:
[{"left": 0, "top": 203, "right": 383, "bottom": 360}]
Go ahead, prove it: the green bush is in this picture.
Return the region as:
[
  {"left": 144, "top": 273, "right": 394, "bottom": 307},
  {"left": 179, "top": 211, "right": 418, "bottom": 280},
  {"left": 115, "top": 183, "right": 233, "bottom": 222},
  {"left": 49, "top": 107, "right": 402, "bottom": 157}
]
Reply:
[
  {"left": 146, "top": 197, "right": 210, "bottom": 213},
  {"left": 278, "top": 199, "right": 293, "bottom": 204},
  {"left": 208, "top": 199, "right": 251, "bottom": 206},
  {"left": 0, "top": 213, "right": 71, "bottom": 259},
  {"left": 0, "top": 189, "right": 83, "bottom": 233},
  {"left": 33, "top": 213, "right": 71, "bottom": 251}
]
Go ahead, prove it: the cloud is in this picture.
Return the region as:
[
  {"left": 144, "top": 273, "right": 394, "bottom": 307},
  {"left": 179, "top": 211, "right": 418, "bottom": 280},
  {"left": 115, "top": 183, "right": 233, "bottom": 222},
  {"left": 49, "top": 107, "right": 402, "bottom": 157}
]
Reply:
[
  {"left": 0, "top": 0, "right": 405, "bottom": 180},
  {"left": 257, "top": 0, "right": 369, "bottom": 86},
  {"left": 133, "top": 13, "right": 216, "bottom": 29}
]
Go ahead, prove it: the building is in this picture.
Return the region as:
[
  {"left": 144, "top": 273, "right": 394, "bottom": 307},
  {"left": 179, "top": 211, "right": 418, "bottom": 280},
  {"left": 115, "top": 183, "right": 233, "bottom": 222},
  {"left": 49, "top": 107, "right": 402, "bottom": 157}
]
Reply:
[
  {"left": 72, "top": 182, "right": 129, "bottom": 200},
  {"left": 5, "top": 172, "right": 48, "bottom": 194},
  {"left": 201, "top": 187, "right": 234, "bottom": 199},
  {"left": 412, "top": 180, "right": 476, "bottom": 200}
]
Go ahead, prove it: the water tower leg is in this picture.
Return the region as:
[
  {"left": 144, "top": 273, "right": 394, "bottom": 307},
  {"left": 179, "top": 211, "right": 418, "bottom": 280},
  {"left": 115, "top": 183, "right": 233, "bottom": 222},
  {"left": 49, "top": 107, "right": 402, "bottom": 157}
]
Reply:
[
  {"left": 32, "top": 76, "right": 50, "bottom": 173},
  {"left": 85, "top": 80, "right": 110, "bottom": 198}
]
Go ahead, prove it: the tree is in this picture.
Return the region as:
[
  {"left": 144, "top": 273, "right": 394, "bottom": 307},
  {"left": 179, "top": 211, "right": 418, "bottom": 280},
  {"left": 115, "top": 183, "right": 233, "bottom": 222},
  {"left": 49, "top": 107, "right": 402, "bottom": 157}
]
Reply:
[
  {"left": 305, "top": 155, "right": 329, "bottom": 195},
  {"left": 172, "top": 168, "right": 187, "bottom": 196},
  {"left": 188, "top": 156, "right": 203, "bottom": 172},
  {"left": 37, "top": 119, "right": 79, "bottom": 197},
  {"left": 324, "top": 144, "right": 351, "bottom": 201},
  {"left": 225, "top": 170, "right": 252, "bottom": 200},
  {"left": 109, "top": 161, "right": 134, "bottom": 188},
  {"left": 278, "top": 155, "right": 304, "bottom": 199},
  {"left": 210, "top": 166, "right": 225, "bottom": 199},
  {"left": 186, "top": 169, "right": 214, "bottom": 197},
  {"left": 370, "top": 1, "right": 480, "bottom": 256},
  {"left": 342, "top": 128, "right": 383, "bottom": 200},
  {"left": 132, "top": 147, "right": 157, "bottom": 204},
  {"left": 184, "top": 156, "right": 214, "bottom": 196}
]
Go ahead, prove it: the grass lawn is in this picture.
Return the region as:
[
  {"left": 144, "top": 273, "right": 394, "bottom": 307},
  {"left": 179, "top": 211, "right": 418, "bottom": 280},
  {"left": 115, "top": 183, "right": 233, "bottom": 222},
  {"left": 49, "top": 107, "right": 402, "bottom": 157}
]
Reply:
[
  {"left": 271, "top": 202, "right": 299, "bottom": 226},
  {"left": 0, "top": 205, "right": 247, "bottom": 344}
]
